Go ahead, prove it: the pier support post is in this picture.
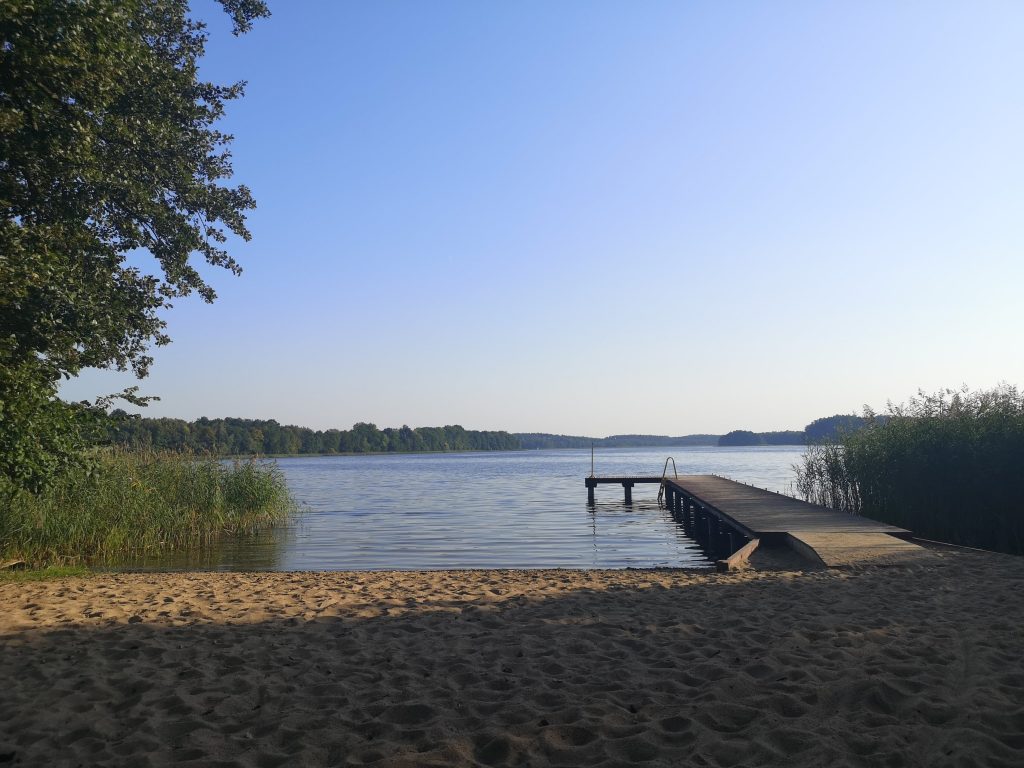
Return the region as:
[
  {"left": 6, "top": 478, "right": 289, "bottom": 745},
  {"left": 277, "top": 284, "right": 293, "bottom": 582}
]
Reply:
[
  {"left": 623, "top": 482, "right": 633, "bottom": 504},
  {"left": 586, "top": 479, "right": 595, "bottom": 505}
]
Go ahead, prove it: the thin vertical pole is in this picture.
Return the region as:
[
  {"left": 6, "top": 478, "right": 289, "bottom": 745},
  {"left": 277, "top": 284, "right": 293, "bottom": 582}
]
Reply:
[{"left": 590, "top": 442, "right": 594, "bottom": 478}]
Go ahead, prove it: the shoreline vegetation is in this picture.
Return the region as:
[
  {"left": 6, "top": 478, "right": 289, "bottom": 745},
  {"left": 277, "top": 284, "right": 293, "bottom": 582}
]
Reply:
[
  {"left": 4, "top": 387, "right": 1020, "bottom": 570},
  {"left": 796, "top": 385, "right": 1024, "bottom": 556},
  {"left": 0, "top": 450, "right": 295, "bottom": 568}
]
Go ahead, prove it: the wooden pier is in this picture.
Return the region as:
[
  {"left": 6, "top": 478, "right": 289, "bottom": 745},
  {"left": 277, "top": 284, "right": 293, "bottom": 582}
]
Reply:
[
  {"left": 585, "top": 473, "right": 931, "bottom": 568},
  {"left": 584, "top": 475, "right": 662, "bottom": 505}
]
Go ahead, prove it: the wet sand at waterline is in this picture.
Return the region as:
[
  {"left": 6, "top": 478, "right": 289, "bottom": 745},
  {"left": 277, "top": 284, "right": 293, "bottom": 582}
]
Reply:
[{"left": 1, "top": 547, "right": 1022, "bottom": 767}]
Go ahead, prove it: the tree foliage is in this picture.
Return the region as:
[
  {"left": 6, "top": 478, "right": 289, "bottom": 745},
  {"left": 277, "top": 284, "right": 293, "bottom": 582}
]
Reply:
[
  {"left": 804, "top": 414, "right": 872, "bottom": 444},
  {"left": 717, "top": 429, "right": 804, "bottom": 447},
  {"left": 0, "top": 0, "right": 268, "bottom": 490}
]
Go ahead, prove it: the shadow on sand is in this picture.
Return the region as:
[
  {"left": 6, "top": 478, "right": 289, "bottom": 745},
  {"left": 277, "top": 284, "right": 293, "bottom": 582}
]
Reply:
[{"left": 1, "top": 549, "right": 1022, "bottom": 767}]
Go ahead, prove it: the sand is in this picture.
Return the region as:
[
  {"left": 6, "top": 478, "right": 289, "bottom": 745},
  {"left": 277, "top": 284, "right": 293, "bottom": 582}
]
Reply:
[{"left": 1, "top": 545, "right": 1023, "bottom": 767}]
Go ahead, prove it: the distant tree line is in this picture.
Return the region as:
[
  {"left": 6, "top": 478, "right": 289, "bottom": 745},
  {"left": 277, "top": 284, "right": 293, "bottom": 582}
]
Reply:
[
  {"left": 717, "top": 415, "right": 883, "bottom": 446},
  {"left": 718, "top": 430, "right": 806, "bottom": 446},
  {"left": 805, "top": 415, "right": 870, "bottom": 443},
  {"left": 522, "top": 421, "right": 873, "bottom": 450},
  {"left": 103, "top": 413, "right": 521, "bottom": 455},
  {"left": 101, "top": 413, "right": 876, "bottom": 456},
  {"left": 516, "top": 433, "right": 720, "bottom": 449}
]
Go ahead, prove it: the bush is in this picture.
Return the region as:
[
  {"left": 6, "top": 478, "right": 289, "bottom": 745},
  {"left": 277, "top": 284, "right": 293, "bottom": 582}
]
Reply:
[
  {"left": 795, "top": 385, "right": 1024, "bottom": 554},
  {"left": 0, "top": 449, "right": 296, "bottom": 566}
]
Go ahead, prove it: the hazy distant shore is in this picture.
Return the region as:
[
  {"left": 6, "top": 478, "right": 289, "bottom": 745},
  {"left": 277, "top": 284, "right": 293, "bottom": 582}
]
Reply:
[
  {"left": 224, "top": 442, "right": 808, "bottom": 460},
  {"left": 2, "top": 546, "right": 1022, "bottom": 767}
]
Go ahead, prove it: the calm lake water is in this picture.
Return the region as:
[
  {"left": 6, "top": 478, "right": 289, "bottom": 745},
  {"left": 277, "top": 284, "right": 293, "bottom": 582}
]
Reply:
[{"left": 121, "top": 446, "right": 805, "bottom": 571}]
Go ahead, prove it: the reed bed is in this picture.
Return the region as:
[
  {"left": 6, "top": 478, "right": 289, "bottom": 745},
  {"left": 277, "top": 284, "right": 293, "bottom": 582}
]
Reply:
[
  {"left": 796, "top": 386, "right": 1024, "bottom": 555},
  {"left": 0, "top": 450, "right": 296, "bottom": 567}
]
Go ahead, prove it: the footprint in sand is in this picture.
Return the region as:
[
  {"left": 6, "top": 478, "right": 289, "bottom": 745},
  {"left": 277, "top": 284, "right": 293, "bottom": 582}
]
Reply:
[{"left": 382, "top": 702, "right": 436, "bottom": 726}]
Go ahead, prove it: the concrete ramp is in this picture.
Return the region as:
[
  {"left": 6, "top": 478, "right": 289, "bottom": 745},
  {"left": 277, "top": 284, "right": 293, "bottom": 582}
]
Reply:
[{"left": 787, "top": 532, "right": 935, "bottom": 568}]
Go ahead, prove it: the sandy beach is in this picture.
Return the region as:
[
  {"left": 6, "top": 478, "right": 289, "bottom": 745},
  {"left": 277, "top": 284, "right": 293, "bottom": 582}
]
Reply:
[{"left": 1, "top": 546, "right": 1022, "bottom": 767}]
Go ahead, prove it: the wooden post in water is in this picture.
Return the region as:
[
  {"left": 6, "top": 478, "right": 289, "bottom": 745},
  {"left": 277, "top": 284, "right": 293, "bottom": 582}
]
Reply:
[
  {"left": 623, "top": 482, "right": 633, "bottom": 504},
  {"left": 716, "top": 520, "right": 728, "bottom": 554}
]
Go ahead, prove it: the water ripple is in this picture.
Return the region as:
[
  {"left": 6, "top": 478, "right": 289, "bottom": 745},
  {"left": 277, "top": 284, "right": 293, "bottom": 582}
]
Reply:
[{"left": 114, "top": 446, "right": 805, "bottom": 571}]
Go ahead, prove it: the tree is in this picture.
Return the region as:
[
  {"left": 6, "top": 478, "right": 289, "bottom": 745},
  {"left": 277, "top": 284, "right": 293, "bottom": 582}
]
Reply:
[
  {"left": 718, "top": 430, "right": 761, "bottom": 447},
  {"left": 804, "top": 414, "right": 870, "bottom": 444},
  {"left": 0, "top": 0, "right": 269, "bottom": 491}
]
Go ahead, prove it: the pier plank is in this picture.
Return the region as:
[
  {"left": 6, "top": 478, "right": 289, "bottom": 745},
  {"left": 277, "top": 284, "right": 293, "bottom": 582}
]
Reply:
[{"left": 662, "top": 475, "right": 910, "bottom": 537}]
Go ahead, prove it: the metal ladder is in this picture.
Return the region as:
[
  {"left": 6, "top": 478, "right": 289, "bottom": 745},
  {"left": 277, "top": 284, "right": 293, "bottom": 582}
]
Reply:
[{"left": 656, "top": 457, "right": 678, "bottom": 506}]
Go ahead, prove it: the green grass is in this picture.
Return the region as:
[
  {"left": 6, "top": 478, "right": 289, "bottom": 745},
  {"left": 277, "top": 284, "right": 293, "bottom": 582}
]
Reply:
[
  {"left": 796, "top": 386, "right": 1024, "bottom": 555},
  {"left": 0, "top": 449, "right": 297, "bottom": 567}
]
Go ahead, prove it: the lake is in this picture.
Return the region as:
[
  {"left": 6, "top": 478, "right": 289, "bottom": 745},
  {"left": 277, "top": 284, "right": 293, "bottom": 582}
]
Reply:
[{"left": 119, "top": 445, "right": 806, "bottom": 571}]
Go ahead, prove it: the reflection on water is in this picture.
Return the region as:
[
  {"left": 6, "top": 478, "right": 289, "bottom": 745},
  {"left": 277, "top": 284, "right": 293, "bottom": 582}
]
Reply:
[
  {"left": 112, "top": 446, "right": 805, "bottom": 572},
  {"left": 108, "top": 527, "right": 293, "bottom": 572}
]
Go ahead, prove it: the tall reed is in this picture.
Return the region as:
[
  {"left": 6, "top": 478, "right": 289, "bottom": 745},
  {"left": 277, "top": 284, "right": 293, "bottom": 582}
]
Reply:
[
  {"left": 0, "top": 449, "right": 296, "bottom": 566},
  {"left": 795, "top": 386, "right": 1024, "bottom": 555}
]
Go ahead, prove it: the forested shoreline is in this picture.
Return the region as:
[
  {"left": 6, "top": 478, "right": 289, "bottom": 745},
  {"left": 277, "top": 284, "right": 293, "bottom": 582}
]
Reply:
[
  {"left": 519, "top": 417, "right": 864, "bottom": 449},
  {"left": 101, "top": 413, "right": 868, "bottom": 456},
  {"left": 516, "top": 433, "right": 721, "bottom": 449},
  {"left": 104, "top": 413, "right": 521, "bottom": 455}
]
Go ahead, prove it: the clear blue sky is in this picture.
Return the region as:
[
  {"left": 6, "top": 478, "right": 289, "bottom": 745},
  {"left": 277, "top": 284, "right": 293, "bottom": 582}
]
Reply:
[{"left": 62, "top": 1, "right": 1024, "bottom": 435}]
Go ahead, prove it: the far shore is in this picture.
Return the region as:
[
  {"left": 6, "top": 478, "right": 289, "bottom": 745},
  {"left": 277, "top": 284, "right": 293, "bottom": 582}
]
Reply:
[
  {"left": 225, "top": 443, "right": 806, "bottom": 460},
  {"left": 2, "top": 545, "right": 1021, "bottom": 767}
]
